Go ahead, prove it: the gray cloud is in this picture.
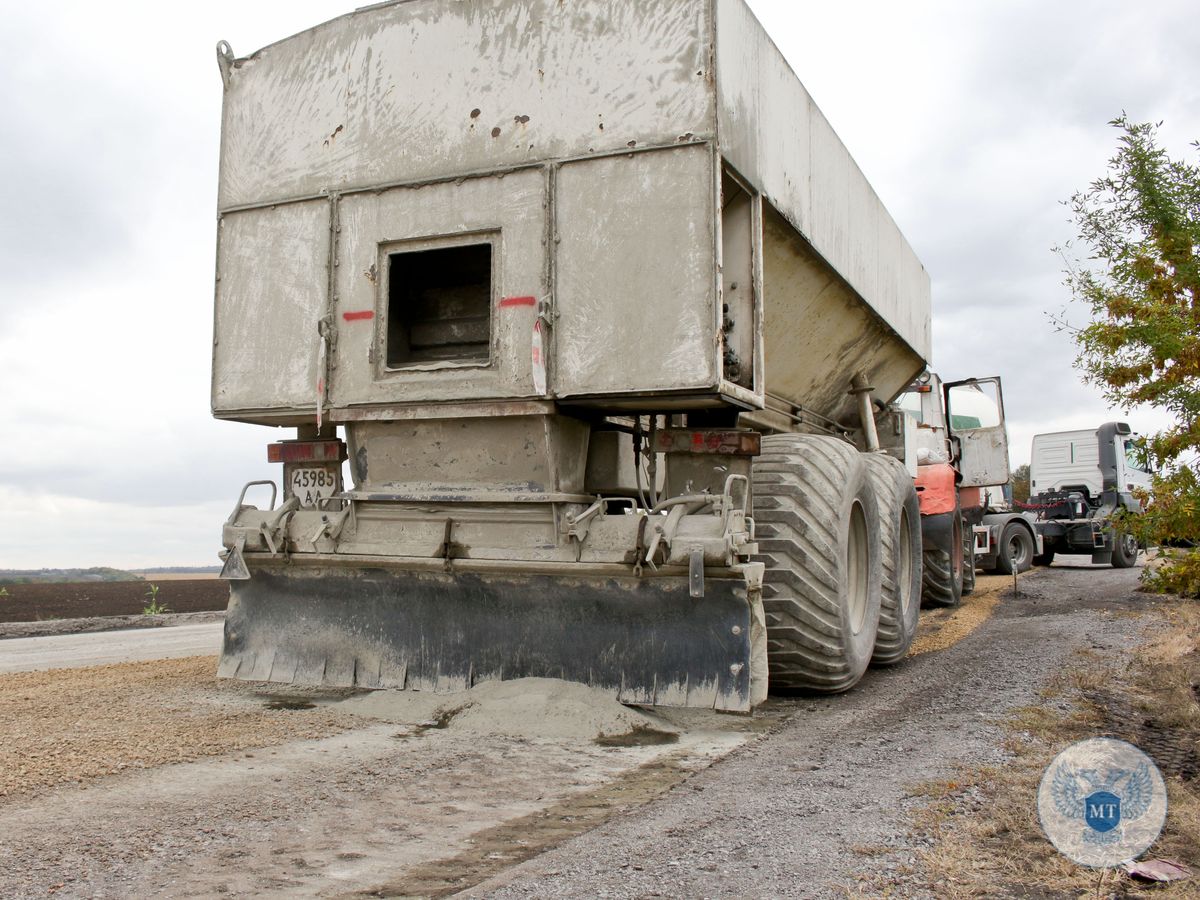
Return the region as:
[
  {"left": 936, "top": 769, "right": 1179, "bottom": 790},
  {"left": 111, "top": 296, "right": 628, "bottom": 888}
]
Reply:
[{"left": 0, "top": 22, "right": 154, "bottom": 313}]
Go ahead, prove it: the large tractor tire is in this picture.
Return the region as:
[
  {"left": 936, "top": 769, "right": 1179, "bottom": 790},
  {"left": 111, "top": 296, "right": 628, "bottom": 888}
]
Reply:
[
  {"left": 864, "top": 454, "right": 922, "bottom": 666},
  {"left": 995, "top": 522, "right": 1035, "bottom": 574},
  {"left": 922, "top": 506, "right": 964, "bottom": 608},
  {"left": 751, "top": 434, "right": 883, "bottom": 693},
  {"left": 1032, "top": 547, "right": 1055, "bottom": 566},
  {"left": 962, "top": 532, "right": 977, "bottom": 596},
  {"left": 1111, "top": 531, "right": 1139, "bottom": 568}
]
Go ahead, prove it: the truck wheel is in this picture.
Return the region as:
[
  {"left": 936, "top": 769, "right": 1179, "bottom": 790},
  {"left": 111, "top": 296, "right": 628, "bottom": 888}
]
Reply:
[
  {"left": 1032, "top": 547, "right": 1055, "bottom": 566},
  {"left": 1111, "top": 532, "right": 1139, "bottom": 568},
  {"left": 864, "top": 454, "right": 921, "bottom": 666},
  {"left": 752, "top": 434, "right": 883, "bottom": 693},
  {"left": 995, "top": 523, "right": 1035, "bottom": 574},
  {"left": 922, "top": 507, "right": 964, "bottom": 608}
]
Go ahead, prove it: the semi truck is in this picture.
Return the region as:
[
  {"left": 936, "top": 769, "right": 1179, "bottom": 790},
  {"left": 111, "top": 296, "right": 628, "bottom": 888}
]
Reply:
[
  {"left": 1025, "top": 422, "right": 1150, "bottom": 567},
  {"left": 209, "top": 0, "right": 994, "bottom": 710}
]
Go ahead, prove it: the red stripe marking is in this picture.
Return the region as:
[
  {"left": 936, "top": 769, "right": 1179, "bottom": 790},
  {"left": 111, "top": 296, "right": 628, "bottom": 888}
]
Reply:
[
  {"left": 342, "top": 310, "right": 375, "bottom": 321},
  {"left": 499, "top": 295, "right": 537, "bottom": 308}
]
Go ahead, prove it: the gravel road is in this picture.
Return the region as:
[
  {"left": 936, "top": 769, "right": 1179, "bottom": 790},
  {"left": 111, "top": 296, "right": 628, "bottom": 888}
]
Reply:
[
  {"left": 0, "top": 563, "right": 1154, "bottom": 897},
  {"left": 469, "top": 563, "right": 1150, "bottom": 898}
]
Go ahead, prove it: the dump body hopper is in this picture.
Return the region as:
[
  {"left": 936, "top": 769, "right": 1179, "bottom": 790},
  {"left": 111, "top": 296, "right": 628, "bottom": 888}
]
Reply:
[{"left": 213, "top": 0, "right": 929, "bottom": 427}]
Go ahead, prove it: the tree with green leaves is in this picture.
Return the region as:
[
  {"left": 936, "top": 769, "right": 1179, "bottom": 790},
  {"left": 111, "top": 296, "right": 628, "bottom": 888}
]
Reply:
[
  {"left": 1063, "top": 115, "right": 1200, "bottom": 594},
  {"left": 1010, "top": 464, "right": 1030, "bottom": 505}
]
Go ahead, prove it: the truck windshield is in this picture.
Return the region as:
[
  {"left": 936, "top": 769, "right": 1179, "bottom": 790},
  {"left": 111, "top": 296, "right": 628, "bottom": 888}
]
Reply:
[
  {"left": 1125, "top": 442, "right": 1151, "bottom": 474},
  {"left": 946, "top": 383, "right": 1001, "bottom": 431}
]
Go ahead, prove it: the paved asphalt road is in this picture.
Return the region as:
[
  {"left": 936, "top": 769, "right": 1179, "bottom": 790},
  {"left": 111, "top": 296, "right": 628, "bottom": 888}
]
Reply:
[{"left": 0, "top": 622, "right": 224, "bottom": 673}]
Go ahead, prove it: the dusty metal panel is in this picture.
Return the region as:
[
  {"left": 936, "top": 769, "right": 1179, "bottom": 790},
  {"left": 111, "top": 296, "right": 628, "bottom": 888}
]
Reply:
[
  {"left": 555, "top": 145, "right": 719, "bottom": 398},
  {"left": 760, "top": 208, "right": 924, "bottom": 425},
  {"left": 714, "top": 0, "right": 931, "bottom": 362},
  {"left": 806, "top": 106, "right": 855, "bottom": 294},
  {"left": 331, "top": 170, "right": 545, "bottom": 406},
  {"left": 218, "top": 0, "right": 715, "bottom": 210},
  {"left": 212, "top": 200, "right": 329, "bottom": 416},
  {"left": 212, "top": 0, "right": 932, "bottom": 421},
  {"left": 347, "top": 415, "right": 590, "bottom": 497}
]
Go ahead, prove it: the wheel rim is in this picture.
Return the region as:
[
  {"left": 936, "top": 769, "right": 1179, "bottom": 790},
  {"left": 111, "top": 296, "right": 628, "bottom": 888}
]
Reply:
[
  {"left": 897, "top": 506, "right": 913, "bottom": 617},
  {"left": 847, "top": 500, "right": 869, "bottom": 635},
  {"left": 1122, "top": 533, "right": 1138, "bottom": 557},
  {"left": 1007, "top": 532, "right": 1029, "bottom": 568}
]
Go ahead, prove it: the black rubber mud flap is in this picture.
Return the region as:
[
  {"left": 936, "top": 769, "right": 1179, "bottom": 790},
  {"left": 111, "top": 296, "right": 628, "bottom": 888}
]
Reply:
[{"left": 219, "top": 566, "right": 756, "bottom": 711}]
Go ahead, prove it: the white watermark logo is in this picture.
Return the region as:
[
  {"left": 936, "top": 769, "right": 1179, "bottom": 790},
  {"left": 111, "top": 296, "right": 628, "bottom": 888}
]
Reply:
[{"left": 1038, "top": 738, "right": 1167, "bottom": 867}]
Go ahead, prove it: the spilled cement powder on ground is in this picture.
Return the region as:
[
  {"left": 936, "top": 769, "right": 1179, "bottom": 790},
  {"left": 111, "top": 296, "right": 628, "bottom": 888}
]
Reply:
[{"left": 339, "top": 676, "right": 679, "bottom": 742}]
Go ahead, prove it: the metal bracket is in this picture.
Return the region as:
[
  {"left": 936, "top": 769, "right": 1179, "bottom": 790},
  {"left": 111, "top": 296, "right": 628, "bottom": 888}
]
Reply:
[
  {"left": 633, "top": 516, "right": 649, "bottom": 577},
  {"left": 720, "top": 474, "right": 750, "bottom": 533},
  {"left": 309, "top": 505, "right": 352, "bottom": 548},
  {"left": 689, "top": 548, "right": 705, "bottom": 599},
  {"left": 316, "top": 315, "right": 333, "bottom": 429},
  {"left": 437, "top": 518, "right": 459, "bottom": 566},
  {"left": 216, "top": 41, "right": 235, "bottom": 89},
  {"left": 226, "top": 480, "right": 277, "bottom": 525}
]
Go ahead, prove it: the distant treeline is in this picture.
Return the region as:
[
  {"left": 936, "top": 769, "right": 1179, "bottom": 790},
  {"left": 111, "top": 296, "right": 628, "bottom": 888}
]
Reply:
[
  {"left": 138, "top": 566, "right": 222, "bottom": 575},
  {"left": 0, "top": 567, "right": 143, "bottom": 585}
]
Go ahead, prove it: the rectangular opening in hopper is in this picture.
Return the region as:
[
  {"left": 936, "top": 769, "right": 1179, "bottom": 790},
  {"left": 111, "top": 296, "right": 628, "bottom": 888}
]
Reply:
[{"left": 386, "top": 242, "right": 493, "bottom": 367}]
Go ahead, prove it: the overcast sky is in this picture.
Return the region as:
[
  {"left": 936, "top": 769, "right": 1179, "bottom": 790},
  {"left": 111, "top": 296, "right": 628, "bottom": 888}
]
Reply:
[{"left": 2, "top": 0, "right": 1197, "bottom": 568}]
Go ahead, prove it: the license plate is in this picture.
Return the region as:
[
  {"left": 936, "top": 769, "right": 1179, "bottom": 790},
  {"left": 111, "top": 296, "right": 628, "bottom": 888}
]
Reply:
[{"left": 289, "top": 465, "right": 341, "bottom": 509}]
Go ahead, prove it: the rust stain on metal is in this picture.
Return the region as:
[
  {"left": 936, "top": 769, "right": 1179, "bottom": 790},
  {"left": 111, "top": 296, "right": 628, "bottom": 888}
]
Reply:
[
  {"left": 514, "top": 114, "right": 530, "bottom": 125},
  {"left": 491, "top": 127, "right": 501, "bottom": 138},
  {"left": 469, "top": 108, "right": 481, "bottom": 119},
  {"left": 322, "top": 124, "right": 344, "bottom": 147}
]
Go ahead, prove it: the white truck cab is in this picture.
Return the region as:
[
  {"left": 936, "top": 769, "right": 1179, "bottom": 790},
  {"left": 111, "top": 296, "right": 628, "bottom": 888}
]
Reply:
[
  {"left": 1030, "top": 426, "right": 1152, "bottom": 497},
  {"left": 1026, "top": 422, "right": 1148, "bottom": 568}
]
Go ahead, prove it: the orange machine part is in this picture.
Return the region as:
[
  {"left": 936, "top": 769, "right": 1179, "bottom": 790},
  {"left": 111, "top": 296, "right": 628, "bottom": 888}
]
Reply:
[
  {"left": 915, "top": 463, "right": 958, "bottom": 516},
  {"left": 957, "top": 486, "right": 982, "bottom": 510}
]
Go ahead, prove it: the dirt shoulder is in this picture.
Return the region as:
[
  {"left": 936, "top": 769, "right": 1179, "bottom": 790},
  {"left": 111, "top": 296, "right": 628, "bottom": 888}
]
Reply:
[{"left": 0, "top": 656, "right": 351, "bottom": 798}]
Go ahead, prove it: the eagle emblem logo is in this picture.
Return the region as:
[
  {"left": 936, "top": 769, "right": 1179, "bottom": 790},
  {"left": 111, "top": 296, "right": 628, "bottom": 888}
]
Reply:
[
  {"left": 1038, "top": 738, "right": 1167, "bottom": 866},
  {"left": 1050, "top": 761, "right": 1154, "bottom": 844}
]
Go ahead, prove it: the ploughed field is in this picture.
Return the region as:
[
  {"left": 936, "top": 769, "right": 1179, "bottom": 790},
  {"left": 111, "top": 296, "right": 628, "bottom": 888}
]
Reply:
[{"left": 0, "top": 580, "right": 229, "bottom": 623}]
